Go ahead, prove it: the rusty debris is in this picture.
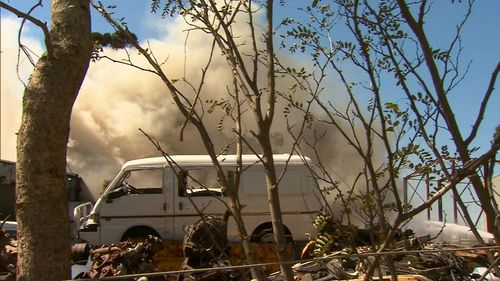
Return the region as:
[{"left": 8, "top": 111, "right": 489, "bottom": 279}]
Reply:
[
  {"left": 281, "top": 236, "right": 499, "bottom": 281},
  {"left": 1, "top": 215, "right": 499, "bottom": 281},
  {"left": 178, "top": 215, "right": 242, "bottom": 281},
  {"left": 75, "top": 235, "right": 165, "bottom": 280},
  {"left": 0, "top": 226, "right": 16, "bottom": 281}
]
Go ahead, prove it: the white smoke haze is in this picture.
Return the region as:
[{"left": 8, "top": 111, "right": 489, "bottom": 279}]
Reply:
[
  {"left": 76, "top": 13, "right": 372, "bottom": 198},
  {"left": 1, "top": 11, "right": 369, "bottom": 202},
  {"left": 0, "top": 17, "right": 43, "bottom": 161},
  {"left": 2, "top": 5, "right": 493, "bottom": 237}
]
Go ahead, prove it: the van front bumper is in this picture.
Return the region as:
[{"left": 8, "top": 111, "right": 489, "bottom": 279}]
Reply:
[
  {"left": 80, "top": 223, "right": 98, "bottom": 232},
  {"left": 78, "top": 223, "right": 100, "bottom": 245}
]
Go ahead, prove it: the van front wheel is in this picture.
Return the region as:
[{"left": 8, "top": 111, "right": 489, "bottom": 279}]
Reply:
[
  {"left": 121, "top": 226, "right": 160, "bottom": 242},
  {"left": 253, "top": 226, "right": 293, "bottom": 244},
  {"left": 254, "top": 228, "right": 296, "bottom": 260},
  {"left": 256, "top": 229, "right": 275, "bottom": 243}
]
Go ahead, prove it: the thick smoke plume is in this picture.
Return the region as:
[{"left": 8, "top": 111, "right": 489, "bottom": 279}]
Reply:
[
  {"left": 0, "top": 18, "right": 42, "bottom": 161},
  {"left": 1, "top": 14, "right": 368, "bottom": 201},
  {"left": 68, "top": 16, "right": 368, "bottom": 199}
]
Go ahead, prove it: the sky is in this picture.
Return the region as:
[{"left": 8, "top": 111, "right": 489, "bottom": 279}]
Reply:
[{"left": 0, "top": 0, "right": 499, "bottom": 200}]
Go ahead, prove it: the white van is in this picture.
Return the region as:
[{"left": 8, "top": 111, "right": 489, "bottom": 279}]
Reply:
[{"left": 74, "top": 154, "right": 322, "bottom": 245}]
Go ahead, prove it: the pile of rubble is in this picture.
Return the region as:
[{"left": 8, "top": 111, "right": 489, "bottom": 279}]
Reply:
[
  {"left": 0, "top": 227, "right": 167, "bottom": 280},
  {"left": 74, "top": 215, "right": 243, "bottom": 280},
  {"left": 286, "top": 235, "right": 499, "bottom": 281},
  {"left": 2, "top": 216, "right": 499, "bottom": 280},
  {"left": 0, "top": 224, "right": 16, "bottom": 281},
  {"left": 177, "top": 214, "right": 243, "bottom": 281},
  {"left": 74, "top": 236, "right": 165, "bottom": 280}
]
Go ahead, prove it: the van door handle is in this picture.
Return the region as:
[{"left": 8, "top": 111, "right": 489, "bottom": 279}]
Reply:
[{"left": 179, "top": 202, "right": 183, "bottom": 210}]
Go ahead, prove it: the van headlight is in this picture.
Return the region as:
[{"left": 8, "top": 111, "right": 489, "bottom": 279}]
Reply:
[
  {"left": 81, "top": 223, "right": 98, "bottom": 232},
  {"left": 87, "top": 212, "right": 99, "bottom": 224}
]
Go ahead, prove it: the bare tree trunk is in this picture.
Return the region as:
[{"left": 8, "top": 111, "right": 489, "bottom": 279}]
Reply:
[
  {"left": 14, "top": 1, "right": 91, "bottom": 280},
  {"left": 260, "top": 143, "right": 294, "bottom": 280},
  {"left": 259, "top": 1, "right": 294, "bottom": 279}
]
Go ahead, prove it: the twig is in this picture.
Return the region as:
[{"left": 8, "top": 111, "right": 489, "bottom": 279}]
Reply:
[
  {"left": 478, "top": 255, "right": 500, "bottom": 281},
  {"left": 0, "top": 1, "right": 53, "bottom": 58},
  {"left": 465, "top": 62, "right": 500, "bottom": 145}
]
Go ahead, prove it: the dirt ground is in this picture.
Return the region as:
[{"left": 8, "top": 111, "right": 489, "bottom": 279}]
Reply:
[{"left": 153, "top": 240, "right": 302, "bottom": 274}]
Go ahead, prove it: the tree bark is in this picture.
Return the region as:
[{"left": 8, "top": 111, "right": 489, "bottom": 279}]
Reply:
[{"left": 15, "top": 0, "right": 91, "bottom": 280}]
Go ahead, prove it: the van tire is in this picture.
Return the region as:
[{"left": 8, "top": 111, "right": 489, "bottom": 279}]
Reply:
[
  {"left": 254, "top": 227, "right": 293, "bottom": 244},
  {"left": 254, "top": 227, "right": 297, "bottom": 260},
  {"left": 121, "top": 226, "right": 160, "bottom": 242},
  {"left": 256, "top": 229, "right": 275, "bottom": 243}
]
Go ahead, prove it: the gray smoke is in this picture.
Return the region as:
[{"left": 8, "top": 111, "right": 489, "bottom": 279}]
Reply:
[
  {"left": 0, "top": 18, "right": 43, "bottom": 161},
  {"left": 64, "top": 15, "right": 368, "bottom": 200},
  {"left": 0, "top": 14, "right": 377, "bottom": 211}
]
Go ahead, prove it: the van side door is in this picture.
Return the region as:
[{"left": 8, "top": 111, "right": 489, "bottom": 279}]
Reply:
[
  {"left": 172, "top": 167, "right": 226, "bottom": 240},
  {"left": 99, "top": 168, "right": 173, "bottom": 243}
]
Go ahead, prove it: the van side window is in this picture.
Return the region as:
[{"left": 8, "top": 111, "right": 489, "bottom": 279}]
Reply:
[
  {"left": 241, "top": 168, "right": 306, "bottom": 195},
  {"left": 122, "top": 169, "right": 163, "bottom": 194},
  {"left": 178, "top": 168, "right": 222, "bottom": 197}
]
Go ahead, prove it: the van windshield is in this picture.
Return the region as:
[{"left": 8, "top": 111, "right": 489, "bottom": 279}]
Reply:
[
  {"left": 121, "top": 169, "right": 163, "bottom": 189},
  {"left": 110, "top": 168, "right": 163, "bottom": 196}
]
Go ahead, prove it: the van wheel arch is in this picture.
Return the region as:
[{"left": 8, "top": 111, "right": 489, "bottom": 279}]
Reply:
[
  {"left": 250, "top": 222, "right": 293, "bottom": 243},
  {"left": 121, "top": 226, "right": 160, "bottom": 242}
]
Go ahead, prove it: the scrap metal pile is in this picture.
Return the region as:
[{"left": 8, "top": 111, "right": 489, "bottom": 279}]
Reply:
[
  {"left": 0, "top": 226, "right": 167, "bottom": 281},
  {"left": 74, "top": 214, "right": 242, "bottom": 280},
  {"left": 2, "top": 215, "right": 499, "bottom": 281},
  {"left": 285, "top": 235, "right": 499, "bottom": 281},
  {"left": 0, "top": 225, "right": 16, "bottom": 281},
  {"left": 74, "top": 236, "right": 165, "bottom": 280},
  {"left": 277, "top": 212, "right": 500, "bottom": 281},
  {"left": 177, "top": 214, "right": 242, "bottom": 281}
]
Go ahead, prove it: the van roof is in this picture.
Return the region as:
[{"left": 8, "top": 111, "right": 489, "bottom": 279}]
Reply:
[{"left": 122, "top": 154, "right": 312, "bottom": 170}]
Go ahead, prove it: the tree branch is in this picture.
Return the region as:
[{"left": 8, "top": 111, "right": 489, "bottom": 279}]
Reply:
[
  {"left": 402, "top": 142, "right": 500, "bottom": 220},
  {"left": 0, "top": 1, "right": 53, "bottom": 58},
  {"left": 265, "top": 0, "right": 276, "bottom": 125},
  {"left": 465, "top": 62, "right": 500, "bottom": 145},
  {"left": 397, "top": 0, "right": 467, "bottom": 148}
]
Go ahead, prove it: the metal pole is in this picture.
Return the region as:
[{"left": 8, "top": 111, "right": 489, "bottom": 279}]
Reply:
[
  {"left": 438, "top": 179, "right": 443, "bottom": 222},
  {"left": 403, "top": 176, "right": 408, "bottom": 207},
  {"left": 452, "top": 160, "right": 458, "bottom": 224},
  {"left": 426, "top": 174, "right": 430, "bottom": 221}
]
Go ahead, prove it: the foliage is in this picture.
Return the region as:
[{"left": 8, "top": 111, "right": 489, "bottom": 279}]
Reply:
[
  {"left": 94, "top": 0, "right": 302, "bottom": 279},
  {"left": 92, "top": 30, "right": 137, "bottom": 50},
  {"left": 311, "top": 211, "right": 346, "bottom": 256},
  {"left": 92, "top": 0, "right": 498, "bottom": 278},
  {"left": 278, "top": 0, "right": 499, "bottom": 276}
]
